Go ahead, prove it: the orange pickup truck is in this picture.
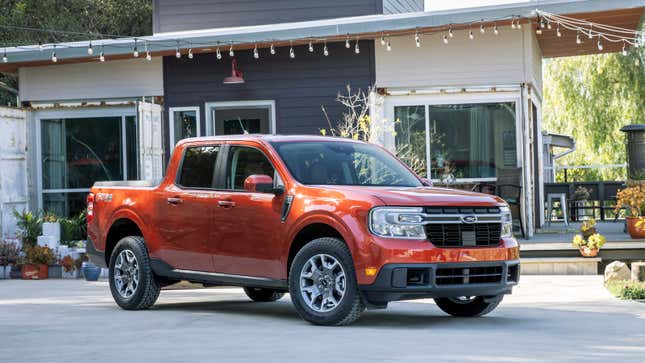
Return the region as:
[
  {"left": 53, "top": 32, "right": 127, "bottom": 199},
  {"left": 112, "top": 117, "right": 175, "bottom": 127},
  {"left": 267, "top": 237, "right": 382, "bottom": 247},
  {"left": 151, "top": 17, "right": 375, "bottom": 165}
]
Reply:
[{"left": 87, "top": 135, "right": 519, "bottom": 325}]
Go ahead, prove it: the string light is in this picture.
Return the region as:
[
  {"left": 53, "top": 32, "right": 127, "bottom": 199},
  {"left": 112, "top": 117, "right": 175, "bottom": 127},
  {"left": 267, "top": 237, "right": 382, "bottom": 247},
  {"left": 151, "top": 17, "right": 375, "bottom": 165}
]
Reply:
[
  {"left": 345, "top": 35, "right": 350, "bottom": 49},
  {"left": 622, "top": 41, "right": 628, "bottom": 56},
  {"left": 133, "top": 39, "right": 139, "bottom": 58},
  {"left": 87, "top": 41, "right": 93, "bottom": 55},
  {"left": 253, "top": 44, "right": 259, "bottom": 59},
  {"left": 386, "top": 36, "right": 392, "bottom": 51},
  {"left": 51, "top": 45, "right": 57, "bottom": 63},
  {"left": 216, "top": 47, "right": 222, "bottom": 59},
  {"left": 188, "top": 48, "right": 193, "bottom": 59},
  {"left": 448, "top": 25, "right": 454, "bottom": 38},
  {"left": 380, "top": 33, "right": 386, "bottom": 46},
  {"left": 145, "top": 42, "right": 151, "bottom": 61},
  {"left": 511, "top": 17, "right": 517, "bottom": 29},
  {"left": 576, "top": 31, "right": 582, "bottom": 44},
  {"left": 289, "top": 41, "right": 295, "bottom": 58},
  {"left": 517, "top": 17, "right": 522, "bottom": 29},
  {"left": 414, "top": 30, "right": 421, "bottom": 47},
  {"left": 270, "top": 43, "right": 276, "bottom": 55},
  {"left": 442, "top": 34, "right": 449, "bottom": 44},
  {"left": 228, "top": 44, "right": 234, "bottom": 57},
  {"left": 99, "top": 44, "right": 105, "bottom": 62},
  {"left": 588, "top": 25, "right": 593, "bottom": 39},
  {"left": 493, "top": 23, "right": 499, "bottom": 35},
  {"left": 480, "top": 21, "right": 485, "bottom": 34},
  {"left": 38, "top": 42, "right": 43, "bottom": 51},
  {"left": 556, "top": 24, "right": 562, "bottom": 37},
  {"left": 597, "top": 39, "right": 603, "bottom": 51},
  {"left": 469, "top": 28, "right": 475, "bottom": 40},
  {"left": 2, "top": 48, "right": 7, "bottom": 63},
  {"left": 323, "top": 41, "right": 329, "bottom": 56},
  {"left": 175, "top": 41, "right": 181, "bottom": 58},
  {"left": 308, "top": 40, "right": 314, "bottom": 53},
  {"left": 354, "top": 39, "right": 360, "bottom": 54},
  {"left": 547, "top": 20, "right": 552, "bottom": 30}
]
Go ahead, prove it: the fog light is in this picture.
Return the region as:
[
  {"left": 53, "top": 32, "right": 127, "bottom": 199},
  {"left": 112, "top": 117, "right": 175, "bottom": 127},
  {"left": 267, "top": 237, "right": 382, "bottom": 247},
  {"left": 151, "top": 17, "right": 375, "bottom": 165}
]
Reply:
[{"left": 365, "top": 267, "right": 378, "bottom": 276}]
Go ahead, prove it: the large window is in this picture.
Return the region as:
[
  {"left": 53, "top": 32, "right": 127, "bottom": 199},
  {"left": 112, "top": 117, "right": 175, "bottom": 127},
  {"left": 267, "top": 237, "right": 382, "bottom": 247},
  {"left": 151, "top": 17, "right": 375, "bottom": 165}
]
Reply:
[
  {"left": 394, "top": 102, "right": 517, "bottom": 181},
  {"left": 41, "top": 115, "right": 137, "bottom": 217}
]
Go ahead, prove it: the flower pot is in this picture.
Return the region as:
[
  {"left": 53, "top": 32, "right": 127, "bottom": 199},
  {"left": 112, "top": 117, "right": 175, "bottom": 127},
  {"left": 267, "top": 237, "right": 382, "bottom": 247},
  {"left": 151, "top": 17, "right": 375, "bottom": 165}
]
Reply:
[
  {"left": 48, "top": 264, "right": 63, "bottom": 279},
  {"left": 626, "top": 217, "right": 645, "bottom": 239},
  {"left": 0, "top": 265, "right": 11, "bottom": 279},
  {"left": 21, "top": 264, "right": 48, "bottom": 280},
  {"left": 579, "top": 246, "right": 599, "bottom": 257},
  {"left": 82, "top": 263, "right": 101, "bottom": 281}
]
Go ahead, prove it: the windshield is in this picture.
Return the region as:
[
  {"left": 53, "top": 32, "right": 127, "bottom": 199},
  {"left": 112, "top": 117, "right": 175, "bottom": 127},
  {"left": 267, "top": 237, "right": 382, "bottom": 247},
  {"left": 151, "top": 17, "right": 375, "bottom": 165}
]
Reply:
[{"left": 271, "top": 141, "right": 422, "bottom": 187}]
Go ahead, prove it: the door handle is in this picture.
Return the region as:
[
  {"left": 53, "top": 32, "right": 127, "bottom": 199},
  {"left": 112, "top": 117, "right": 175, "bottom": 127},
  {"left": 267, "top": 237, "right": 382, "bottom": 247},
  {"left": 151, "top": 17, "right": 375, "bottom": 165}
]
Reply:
[
  {"left": 218, "top": 200, "right": 236, "bottom": 208},
  {"left": 167, "top": 197, "right": 183, "bottom": 205}
]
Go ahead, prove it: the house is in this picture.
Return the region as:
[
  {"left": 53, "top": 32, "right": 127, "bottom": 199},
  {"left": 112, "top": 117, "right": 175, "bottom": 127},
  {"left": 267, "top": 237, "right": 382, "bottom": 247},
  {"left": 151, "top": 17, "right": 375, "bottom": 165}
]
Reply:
[{"left": 0, "top": 0, "right": 643, "bottom": 239}]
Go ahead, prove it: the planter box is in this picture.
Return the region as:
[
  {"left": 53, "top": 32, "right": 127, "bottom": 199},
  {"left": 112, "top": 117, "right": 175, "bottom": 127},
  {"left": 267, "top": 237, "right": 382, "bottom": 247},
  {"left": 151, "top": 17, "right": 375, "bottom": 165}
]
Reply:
[
  {"left": 21, "top": 264, "right": 48, "bottom": 280},
  {"left": 48, "top": 264, "right": 63, "bottom": 279},
  {"left": 0, "top": 265, "right": 11, "bottom": 279}
]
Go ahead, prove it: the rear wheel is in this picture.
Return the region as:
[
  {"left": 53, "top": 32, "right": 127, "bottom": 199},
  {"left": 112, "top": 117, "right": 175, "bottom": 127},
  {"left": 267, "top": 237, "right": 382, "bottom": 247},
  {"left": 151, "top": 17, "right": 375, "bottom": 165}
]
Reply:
[
  {"left": 289, "top": 237, "right": 364, "bottom": 326},
  {"left": 108, "top": 236, "right": 160, "bottom": 310},
  {"left": 434, "top": 295, "right": 503, "bottom": 317},
  {"left": 243, "top": 287, "right": 285, "bottom": 302}
]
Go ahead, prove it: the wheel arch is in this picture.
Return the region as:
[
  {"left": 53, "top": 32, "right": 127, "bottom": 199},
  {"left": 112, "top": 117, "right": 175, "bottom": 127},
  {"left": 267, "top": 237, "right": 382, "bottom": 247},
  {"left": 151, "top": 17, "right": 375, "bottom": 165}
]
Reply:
[{"left": 104, "top": 217, "right": 145, "bottom": 266}]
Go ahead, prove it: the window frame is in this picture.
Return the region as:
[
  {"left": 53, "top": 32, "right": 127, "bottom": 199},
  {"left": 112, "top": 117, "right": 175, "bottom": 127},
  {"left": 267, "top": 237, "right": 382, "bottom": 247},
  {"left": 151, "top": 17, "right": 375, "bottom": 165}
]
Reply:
[
  {"left": 204, "top": 100, "right": 276, "bottom": 136},
  {"left": 174, "top": 143, "right": 223, "bottom": 190},
  {"left": 384, "top": 92, "right": 522, "bottom": 183},
  {"left": 218, "top": 144, "right": 283, "bottom": 193},
  {"left": 169, "top": 106, "right": 201, "bottom": 152}
]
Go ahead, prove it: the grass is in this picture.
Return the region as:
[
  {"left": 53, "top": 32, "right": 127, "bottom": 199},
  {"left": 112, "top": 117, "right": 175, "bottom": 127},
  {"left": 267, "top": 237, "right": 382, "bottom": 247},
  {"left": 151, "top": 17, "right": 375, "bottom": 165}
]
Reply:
[{"left": 605, "top": 280, "right": 645, "bottom": 300}]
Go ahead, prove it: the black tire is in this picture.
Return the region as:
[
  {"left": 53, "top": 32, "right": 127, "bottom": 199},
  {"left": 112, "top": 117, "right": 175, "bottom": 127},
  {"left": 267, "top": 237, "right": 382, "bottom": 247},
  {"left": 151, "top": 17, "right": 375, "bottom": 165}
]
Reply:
[
  {"left": 434, "top": 295, "right": 503, "bottom": 317},
  {"left": 289, "top": 237, "right": 365, "bottom": 326},
  {"left": 108, "top": 236, "right": 160, "bottom": 310},
  {"left": 243, "top": 287, "right": 285, "bottom": 302}
]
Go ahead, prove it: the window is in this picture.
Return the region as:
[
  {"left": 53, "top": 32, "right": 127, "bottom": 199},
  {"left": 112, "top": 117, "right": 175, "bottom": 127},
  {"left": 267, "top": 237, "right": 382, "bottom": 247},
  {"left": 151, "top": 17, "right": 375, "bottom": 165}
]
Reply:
[
  {"left": 225, "top": 147, "right": 275, "bottom": 190},
  {"left": 170, "top": 107, "right": 200, "bottom": 149},
  {"left": 206, "top": 101, "right": 275, "bottom": 136},
  {"left": 394, "top": 105, "right": 427, "bottom": 177},
  {"left": 41, "top": 115, "right": 137, "bottom": 217},
  {"left": 178, "top": 146, "right": 219, "bottom": 188},
  {"left": 271, "top": 141, "right": 422, "bottom": 187}
]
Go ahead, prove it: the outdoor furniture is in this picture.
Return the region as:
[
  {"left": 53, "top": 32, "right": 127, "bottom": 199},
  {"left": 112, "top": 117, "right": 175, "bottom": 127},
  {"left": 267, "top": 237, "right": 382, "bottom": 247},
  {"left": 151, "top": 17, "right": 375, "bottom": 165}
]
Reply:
[
  {"left": 472, "top": 168, "right": 525, "bottom": 238},
  {"left": 546, "top": 193, "right": 569, "bottom": 226}
]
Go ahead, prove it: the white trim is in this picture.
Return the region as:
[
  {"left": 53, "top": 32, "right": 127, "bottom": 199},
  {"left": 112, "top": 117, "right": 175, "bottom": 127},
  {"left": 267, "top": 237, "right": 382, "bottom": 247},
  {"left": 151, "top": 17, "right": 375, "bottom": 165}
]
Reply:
[
  {"left": 205, "top": 100, "right": 276, "bottom": 136},
  {"left": 34, "top": 106, "right": 136, "bottom": 211},
  {"left": 169, "top": 106, "right": 201, "bottom": 151}
]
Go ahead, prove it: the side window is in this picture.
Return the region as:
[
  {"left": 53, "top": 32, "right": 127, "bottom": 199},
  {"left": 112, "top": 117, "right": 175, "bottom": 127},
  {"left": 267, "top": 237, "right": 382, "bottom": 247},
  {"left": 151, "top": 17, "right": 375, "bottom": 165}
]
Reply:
[
  {"left": 226, "top": 146, "right": 275, "bottom": 190},
  {"left": 178, "top": 145, "right": 219, "bottom": 188}
]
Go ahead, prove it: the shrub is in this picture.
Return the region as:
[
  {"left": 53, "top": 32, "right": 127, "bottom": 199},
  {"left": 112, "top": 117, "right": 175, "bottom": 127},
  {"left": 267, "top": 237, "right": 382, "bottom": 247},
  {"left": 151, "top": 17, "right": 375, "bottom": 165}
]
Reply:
[
  {"left": 0, "top": 240, "right": 21, "bottom": 266},
  {"left": 25, "top": 246, "right": 57, "bottom": 266},
  {"left": 13, "top": 209, "right": 43, "bottom": 250},
  {"left": 621, "top": 283, "right": 645, "bottom": 300}
]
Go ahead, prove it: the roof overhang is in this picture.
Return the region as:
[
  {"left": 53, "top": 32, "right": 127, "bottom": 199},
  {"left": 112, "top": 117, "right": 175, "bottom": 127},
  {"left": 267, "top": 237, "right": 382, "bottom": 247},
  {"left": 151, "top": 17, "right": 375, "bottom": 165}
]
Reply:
[{"left": 0, "top": 0, "right": 643, "bottom": 72}]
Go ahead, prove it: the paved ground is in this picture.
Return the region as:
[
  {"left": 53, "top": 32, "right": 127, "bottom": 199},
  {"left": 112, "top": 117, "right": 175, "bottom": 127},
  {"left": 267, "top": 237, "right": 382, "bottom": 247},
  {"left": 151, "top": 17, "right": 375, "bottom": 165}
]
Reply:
[{"left": 1, "top": 276, "right": 644, "bottom": 363}]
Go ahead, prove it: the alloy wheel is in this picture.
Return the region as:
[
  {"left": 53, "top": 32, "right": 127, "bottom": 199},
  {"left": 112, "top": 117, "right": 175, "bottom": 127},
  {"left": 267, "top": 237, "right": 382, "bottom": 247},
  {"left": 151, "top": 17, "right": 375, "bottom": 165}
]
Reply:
[
  {"left": 113, "top": 249, "right": 140, "bottom": 299},
  {"left": 299, "top": 254, "right": 346, "bottom": 312}
]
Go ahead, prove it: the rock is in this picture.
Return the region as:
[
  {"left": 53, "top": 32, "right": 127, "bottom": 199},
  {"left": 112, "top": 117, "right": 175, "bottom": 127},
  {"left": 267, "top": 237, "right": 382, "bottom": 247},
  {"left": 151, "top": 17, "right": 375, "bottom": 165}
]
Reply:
[
  {"left": 631, "top": 262, "right": 645, "bottom": 282},
  {"left": 604, "top": 261, "right": 631, "bottom": 283}
]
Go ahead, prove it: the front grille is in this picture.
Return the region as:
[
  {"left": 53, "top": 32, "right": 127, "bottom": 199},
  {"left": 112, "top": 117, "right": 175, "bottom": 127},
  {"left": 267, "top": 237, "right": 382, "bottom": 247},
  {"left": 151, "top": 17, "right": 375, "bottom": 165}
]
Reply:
[
  {"left": 435, "top": 266, "right": 503, "bottom": 285},
  {"left": 423, "top": 206, "right": 502, "bottom": 247}
]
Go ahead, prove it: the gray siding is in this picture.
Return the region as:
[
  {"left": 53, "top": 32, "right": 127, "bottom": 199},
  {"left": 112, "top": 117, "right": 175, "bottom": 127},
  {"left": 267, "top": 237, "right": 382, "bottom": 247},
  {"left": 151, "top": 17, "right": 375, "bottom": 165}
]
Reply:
[
  {"left": 162, "top": 41, "right": 375, "bottom": 159},
  {"left": 382, "top": 0, "right": 424, "bottom": 14},
  {"left": 154, "top": 0, "right": 383, "bottom": 33}
]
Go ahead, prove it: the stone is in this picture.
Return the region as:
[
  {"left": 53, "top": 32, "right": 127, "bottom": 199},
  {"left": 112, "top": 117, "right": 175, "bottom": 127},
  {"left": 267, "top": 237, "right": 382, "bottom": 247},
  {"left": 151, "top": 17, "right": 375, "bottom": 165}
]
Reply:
[
  {"left": 631, "top": 262, "right": 645, "bottom": 282},
  {"left": 604, "top": 261, "right": 631, "bottom": 283}
]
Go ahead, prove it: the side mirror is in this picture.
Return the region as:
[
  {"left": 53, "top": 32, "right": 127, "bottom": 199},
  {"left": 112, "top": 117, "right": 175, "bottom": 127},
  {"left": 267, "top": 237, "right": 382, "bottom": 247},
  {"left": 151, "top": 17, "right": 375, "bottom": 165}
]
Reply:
[
  {"left": 421, "top": 178, "right": 433, "bottom": 187},
  {"left": 243, "top": 174, "right": 284, "bottom": 195}
]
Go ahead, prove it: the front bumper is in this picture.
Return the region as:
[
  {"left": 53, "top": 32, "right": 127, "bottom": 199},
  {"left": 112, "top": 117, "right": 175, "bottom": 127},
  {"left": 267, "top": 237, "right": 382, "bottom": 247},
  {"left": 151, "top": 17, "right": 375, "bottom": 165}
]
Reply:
[{"left": 359, "top": 260, "right": 520, "bottom": 305}]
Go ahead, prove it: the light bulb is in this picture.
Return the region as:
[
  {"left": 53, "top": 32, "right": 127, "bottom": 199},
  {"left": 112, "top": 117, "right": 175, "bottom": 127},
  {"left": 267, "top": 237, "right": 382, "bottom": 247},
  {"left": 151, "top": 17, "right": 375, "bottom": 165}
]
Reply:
[
  {"left": 38, "top": 42, "right": 43, "bottom": 51},
  {"left": 87, "top": 42, "right": 93, "bottom": 55},
  {"left": 511, "top": 18, "right": 517, "bottom": 29},
  {"left": 133, "top": 39, "right": 139, "bottom": 58},
  {"left": 449, "top": 26, "right": 454, "bottom": 38},
  {"left": 597, "top": 39, "right": 603, "bottom": 51},
  {"left": 588, "top": 27, "right": 593, "bottom": 39},
  {"left": 536, "top": 27, "right": 543, "bottom": 35},
  {"left": 270, "top": 44, "right": 275, "bottom": 55},
  {"left": 176, "top": 48, "right": 181, "bottom": 58},
  {"left": 480, "top": 23, "right": 485, "bottom": 34},
  {"left": 354, "top": 40, "right": 360, "bottom": 54},
  {"left": 622, "top": 43, "right": 628, "bottom": 56},
  {"left": 51, "top": 51, "right": 57, "bottom": 63},
  {"left": 2, "top": 49, "right": 7, "bottom": 63},
  {"left": 308, "top": 41, "right": 313, "bottom": 53},
  {"left": 576, "top": 34, "right": 582, "bottom": 44},
  {"left": 290, "top": 43, "right": 295, "bottom": 58},
  {"left": 547, "top": 21, "right": 552, "bottom": 30},
  {"left": 253, "top": 45, "right": 259, "bottom": 59},
  {"left": 188, "top": 48, "right": 193, "bottom": 59},
  {"left": 469, "top": 30, "right": 474, "bottom": 40},
  {"left": 380, "top": 34, "right": 385, "bottom": 46},
  {"left": 323, "top": 43, "right": 329, "bottom": 56},
  {"left": 345, "top": 37, "right": 350, "bottom": 49},
  {"left": 416, "top": 34, "right": 421, "bottom": 48},
  {"left": 216, "top": 47, "right": 222, "bottom": 59},
  {"left": 556, "top": 25, "right": 562, "bottom": 37},
  {"left": 386, "top": 38, "right": 391, "bottom": 51},
  {"left": 443, "top": 35, "right": 448, "bottom": 44},
  {"left": 146, "top": 51, "right": 151, "bottom": 61},
  {"left": 493, "top": 25, "right": 499, "bottom": 35},
  {"left": 99, "top": 52, "right": 105, "bottom": 62},
  {"left": 517, "top": 20, "right": 522, "bottom": 29},
  {"left": 229, "top": 45, "right": 234, "bottom": 57}
]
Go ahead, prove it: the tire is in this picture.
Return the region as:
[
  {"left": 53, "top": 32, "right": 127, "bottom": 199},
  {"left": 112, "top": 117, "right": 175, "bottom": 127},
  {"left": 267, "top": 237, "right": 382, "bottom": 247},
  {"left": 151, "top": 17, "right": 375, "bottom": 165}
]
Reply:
[
  {"left": 108, "top": 236, "right": 160, "bottom": 310},
  {"left": 243, "top": 287, "right": 285, "bottom": 302},
  {"left": 289, "top": 237, "right": 364, "bottom": 326},
  {"left": 434, "top": 295, "right": 503, "bottom": 317}
]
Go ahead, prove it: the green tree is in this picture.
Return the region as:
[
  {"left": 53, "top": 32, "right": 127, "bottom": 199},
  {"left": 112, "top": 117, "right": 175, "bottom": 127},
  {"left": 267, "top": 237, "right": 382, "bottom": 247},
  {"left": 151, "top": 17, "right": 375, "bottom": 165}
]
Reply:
[
  {"left": 543, "top": 37, "right": 645, "bottom": 182},
  {"left": 0, "top": 0, "right": 153, "bottom": 105}
]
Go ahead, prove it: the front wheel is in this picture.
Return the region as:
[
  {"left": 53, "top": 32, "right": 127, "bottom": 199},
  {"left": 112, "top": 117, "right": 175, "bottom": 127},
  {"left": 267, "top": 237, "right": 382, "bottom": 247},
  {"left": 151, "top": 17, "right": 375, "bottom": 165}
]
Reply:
[
  {"left": 434, "top": 295, "right": 503, "bottom": 317},
  {"left": 289, "top": 237, "right": 364, "bottom": 326},
  {"left": 243, "top": 287, "right": 285, "bottom": 302},
  {"left": 108, "top": 236, "right": 160, "bottom": 310}
]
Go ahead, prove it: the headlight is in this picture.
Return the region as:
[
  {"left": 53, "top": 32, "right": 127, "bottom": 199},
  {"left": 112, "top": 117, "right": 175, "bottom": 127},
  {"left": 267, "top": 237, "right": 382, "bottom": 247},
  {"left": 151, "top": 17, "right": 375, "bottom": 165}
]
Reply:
[
  {"left": 500, "top": 205, "right": 513, "bottom": 238},
  {"left": 369, "top": 207, "right": 426, "bottom": 239}
]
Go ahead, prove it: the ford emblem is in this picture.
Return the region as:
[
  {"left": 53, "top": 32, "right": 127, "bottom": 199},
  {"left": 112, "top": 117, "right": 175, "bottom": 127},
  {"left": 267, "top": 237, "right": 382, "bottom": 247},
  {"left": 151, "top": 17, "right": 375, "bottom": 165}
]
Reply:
[{"left": 462, "top": 215, "right": 477, "bottom": 224}]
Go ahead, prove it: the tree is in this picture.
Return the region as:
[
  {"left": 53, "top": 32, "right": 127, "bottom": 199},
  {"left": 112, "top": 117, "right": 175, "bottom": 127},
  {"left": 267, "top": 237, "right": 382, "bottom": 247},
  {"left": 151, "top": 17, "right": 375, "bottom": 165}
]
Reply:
[
  {"left": 0, "top": 0, "right": 153, "bottom": 105},
  {"left": 543, "top": 39, "right": 645, "bottom": 182}
]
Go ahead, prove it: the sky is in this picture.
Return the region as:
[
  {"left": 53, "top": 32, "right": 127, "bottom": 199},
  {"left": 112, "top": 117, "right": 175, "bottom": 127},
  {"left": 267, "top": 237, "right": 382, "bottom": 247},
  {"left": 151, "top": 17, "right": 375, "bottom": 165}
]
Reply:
[{"left": 424, "top": 0, "right": 531, "bottom": 12}]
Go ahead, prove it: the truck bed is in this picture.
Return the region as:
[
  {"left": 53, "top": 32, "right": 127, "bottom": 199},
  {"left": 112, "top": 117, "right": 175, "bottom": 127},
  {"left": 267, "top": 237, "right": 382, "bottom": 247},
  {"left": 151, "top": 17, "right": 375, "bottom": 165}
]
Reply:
[{"left": 93, "top": 180, "right": 162, "bottom": 188}]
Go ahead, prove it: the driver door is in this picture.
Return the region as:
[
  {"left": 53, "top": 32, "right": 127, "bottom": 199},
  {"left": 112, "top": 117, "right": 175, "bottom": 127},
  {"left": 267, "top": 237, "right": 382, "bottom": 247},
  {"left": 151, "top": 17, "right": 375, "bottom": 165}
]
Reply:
[{"left": 211, "top": 144, "right": 285, "bottom": 279}]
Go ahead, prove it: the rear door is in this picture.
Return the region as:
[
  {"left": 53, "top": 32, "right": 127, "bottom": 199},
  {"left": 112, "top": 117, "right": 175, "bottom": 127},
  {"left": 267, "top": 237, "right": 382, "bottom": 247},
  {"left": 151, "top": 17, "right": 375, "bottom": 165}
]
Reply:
[
  {"left": 211, "top": 143, "right": 286, "bottom": 279},
  {"left": 155, "top": 144, "right": 223, "bottom": 272}
]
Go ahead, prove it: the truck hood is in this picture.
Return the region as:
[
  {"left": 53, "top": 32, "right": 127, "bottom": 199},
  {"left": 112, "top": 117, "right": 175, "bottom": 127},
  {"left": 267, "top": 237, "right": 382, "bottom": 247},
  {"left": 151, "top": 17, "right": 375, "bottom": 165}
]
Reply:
[{"left": 319, "top": 185, "right": 505, "bottom": 206}]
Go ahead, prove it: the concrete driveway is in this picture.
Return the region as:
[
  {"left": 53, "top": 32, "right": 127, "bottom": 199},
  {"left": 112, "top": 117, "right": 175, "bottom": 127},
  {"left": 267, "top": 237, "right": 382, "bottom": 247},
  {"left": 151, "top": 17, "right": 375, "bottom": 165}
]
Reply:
[{"left": 1, "top": 276, "right": 644, "bottom": 363}]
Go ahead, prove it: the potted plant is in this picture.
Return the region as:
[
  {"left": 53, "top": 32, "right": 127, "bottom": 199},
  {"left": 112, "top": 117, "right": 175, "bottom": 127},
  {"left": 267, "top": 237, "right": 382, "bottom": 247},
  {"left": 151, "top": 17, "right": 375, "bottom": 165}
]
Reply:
[
  {"left": 59, "top": 255, "right": 77, "bottom": 279},
  {"left": 42, "top": 212, "right": 61, "bottom": 241},
  {"left": 82, "top": 261, "right": 102, "bottom": 281},
  {"left": 615, "top": 184, "right": 645, "bottom": 239},
  {"left": 572, "top": 233, "right": 606, "bottom": 257},
  {"left": 0, "top": 240, "right": 21, "bottom": 279},
  {"left": 22, "top": 245, "right": 56, "bottom": 279},
  {"left": 13, "top": 209, "right": 43, "bottom": 251}
]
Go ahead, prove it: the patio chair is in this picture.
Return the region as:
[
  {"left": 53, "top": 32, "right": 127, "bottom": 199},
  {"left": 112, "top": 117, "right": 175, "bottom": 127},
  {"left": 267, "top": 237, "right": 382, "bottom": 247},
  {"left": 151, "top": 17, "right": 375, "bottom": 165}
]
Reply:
[{"left": 473, "top": 169, "right": 525, "bottom": 239}]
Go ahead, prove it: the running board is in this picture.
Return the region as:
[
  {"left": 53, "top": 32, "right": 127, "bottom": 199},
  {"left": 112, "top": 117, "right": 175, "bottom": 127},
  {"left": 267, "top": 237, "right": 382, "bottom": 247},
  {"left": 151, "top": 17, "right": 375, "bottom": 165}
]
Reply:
[{"left": 150, "top": 258, "right": 288, "bottom": 290}]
